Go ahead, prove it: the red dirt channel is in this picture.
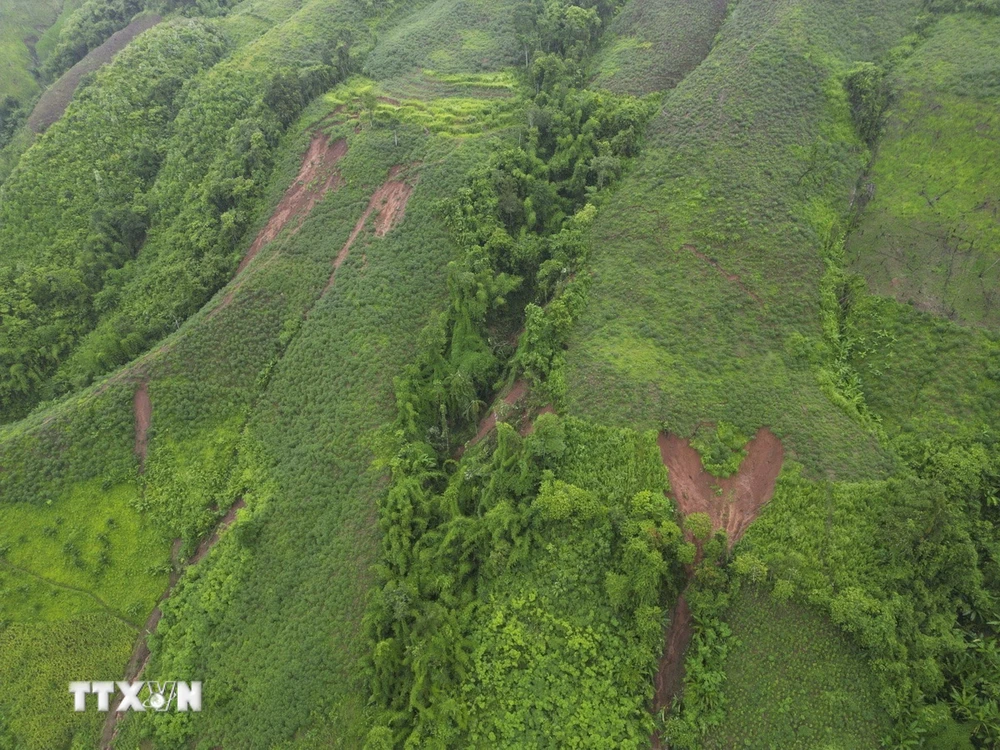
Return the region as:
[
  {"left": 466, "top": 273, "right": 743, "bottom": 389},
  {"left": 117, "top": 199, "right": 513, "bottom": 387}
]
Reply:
[
  {"left": 237, "top": 134, "right": 347, "bottom": 274},
  {"left": 322, "top": 164, "right": 416, "bottom": 294},
  {"left": 457, "top": 379, "right": 530, "bottom": 456},
  {"left": 133, "top": 381, "right": 151, "bottom": 470},
  {"left": 652, "top": 428, "right": 784, "bottom": 726},
  {"left": 210, "top": 133, "right": 347, "bottom": 318},
  {"left": 658, "top": 427, "right": 783, "bottom": 550}
]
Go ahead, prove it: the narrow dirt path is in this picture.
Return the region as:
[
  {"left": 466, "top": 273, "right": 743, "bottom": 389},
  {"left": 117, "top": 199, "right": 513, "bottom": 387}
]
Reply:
[
  {"left": 455, "top": 379, "right": 530, "bottom": 457},
  {"left": 652, "top": 428, "right": 784, "bottom": 738},
  {"left": 133, "top": 381, "right": 151, "bottom": 471},
  {"left": 100, "top": 497, "right": 246, "bottom": 749},
  {"left": 683, "top": 243, "right": 762, "bottom": 304},
  {"left": 322, "top": 165, "right": 416, "bottom": 295},
  {"left": 27, "top": 16, "right": 162, "bottom": 133}
]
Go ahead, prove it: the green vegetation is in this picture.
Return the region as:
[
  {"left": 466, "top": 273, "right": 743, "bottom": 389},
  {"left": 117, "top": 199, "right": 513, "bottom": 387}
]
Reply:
[
  {"left": 367, "top": 418, "right": 692, "bottom": 746},
  {"left": 0, "top": 0, "right": 65, "bottom": 141},
  {"left": 0, "top": 0, "right": 998, "bottom": 747},
  {"left": 701, "top": 585, "right": 890, "bottom": 749},
  {"left": 0, "top": 0, "right": 64, "bottom": 99},
  {"left": 590, "top": 0, "right": 729, "bottom": 96},
  {"left": 847, "top": 14, "right": 1000, "bottom": 327}
]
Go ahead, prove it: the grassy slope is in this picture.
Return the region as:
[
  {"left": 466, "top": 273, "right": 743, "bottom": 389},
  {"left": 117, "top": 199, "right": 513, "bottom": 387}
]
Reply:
[
  {"left": 125, "top": 120, "right": 502, "bottom": 750},
  {"left": 590, "top": 0, "right": 729, "bottom": 96},
  {"left": 565, "top": 0, "right": 937, "bottom": 744},
  {"left": 564, "top": 0, "right": 921, "bottom": 480},
  {"left": 107, "top": 4, "right": 524, "bottom": 743},
  {"left": 0, "top": 0, "right": 63, "bottom": 103},
  {"left": 846, "top": 14, "right": 1000, "bottom": 328},
  {"left": 703, "top": 585, "right": 889, "bottom": 749}
]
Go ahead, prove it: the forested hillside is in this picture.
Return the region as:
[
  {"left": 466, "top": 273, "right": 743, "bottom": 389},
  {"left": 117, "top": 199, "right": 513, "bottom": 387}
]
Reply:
[{"left": 0, "top": 0, "right": 997, "bottom": 748}]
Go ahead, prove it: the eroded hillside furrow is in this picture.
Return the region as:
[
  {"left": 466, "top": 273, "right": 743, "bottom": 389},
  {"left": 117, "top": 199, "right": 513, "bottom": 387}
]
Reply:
[{"left": 652, "top": 429, "right": 783, "bottom": 737}]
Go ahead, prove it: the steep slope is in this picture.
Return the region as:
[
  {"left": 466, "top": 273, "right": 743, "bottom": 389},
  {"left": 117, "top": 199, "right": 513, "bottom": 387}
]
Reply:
[
  {"left": 590, "top": 0, "right": 729, "bottom": 96},
  {"left": 0, "top": 0, "right": 371, "bottom": 424},
  {"left": 847, "top": 14, "right": 1000, "bottom": 327},
  {"left": 0, "top": 0, "right": 64, "bottom": 104},
  {"left": 565, "top": 0, "right": 922, "bottom": 479},
  {"left": 1, "top": 0, "right": 998, "bottom": 748}
]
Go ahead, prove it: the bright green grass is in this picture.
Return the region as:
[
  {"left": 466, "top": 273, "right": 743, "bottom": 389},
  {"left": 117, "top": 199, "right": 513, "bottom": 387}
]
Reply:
[
  {"left": 0, "top": 480, "right": 167, "bottom": 624},
  {"left": 325, "top": 75, "right": 518, "bottom": 136},
  {"left": 590, "top": 0, "right": 728, "bottom": 96},
  {"left": 0, "top": 617, "right": 134, "bottom": 749},
  {"left": 0, "top": 0, "right": 63, "bottom": 103},
  {"left": 564, "top": 0, "right": 924, "bottom": 480},
  {"left": 846, "top": 14, "right": 1000, "bottom": 328},
  {"left": 702, "top": 585, "right": 889, "bottom": 750}
]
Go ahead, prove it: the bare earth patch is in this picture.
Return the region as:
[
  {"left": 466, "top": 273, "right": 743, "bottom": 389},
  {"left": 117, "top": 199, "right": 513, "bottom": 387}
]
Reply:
[
  {"left": 652, "top": 428, "right": 784, "bottom": 736},
  {"left": 457, "top": 379, "right": 530, "bottom": 456},
  {"left": 658, "top": 427, "right": 783, "bottom": 549},
  {"left": 237, "top": 134, "right": 347, "bottom": 274},
  {"left": 209, "top": 134, "right": 347, "bottom": 318},
  {"left": 133, "top": 381, "right": 151, "bottom": 471},
  {"left": 27, "top": 16, "right": 162, "bottom": 133},
  {"left": 323, "top": 165, "right": 416, "bottom": 294}
]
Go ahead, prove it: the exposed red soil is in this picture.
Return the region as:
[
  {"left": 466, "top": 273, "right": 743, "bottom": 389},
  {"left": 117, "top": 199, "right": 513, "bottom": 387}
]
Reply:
[
  {"left": 683, "top": 243, "right": 762, "bottom": 304},
  {"left": 322, "top": 165, "right": 416, "bottom": 294},
  {"left": 653, "top": 595, "right": 693, "bottom": 716},
  {"left": 658, "top": 427, "right": 783, "bottom": 549},
  {"left": 237, "top": 134, "right": 347, "bottom": 275},
  {"left": 651, "top": 428, "right": 784, "bottom": 739},
  {"left": 457, "top": 379, "right": 530, "bottom": 456},
  {"left": 133, "top": 381, "right": 152, "bottom": 471},
  {"left": 27, "top": 16, "right": 162, "bottom": 133},
  {"left": 208, "top": 134, "right": 347, "bottom": 319},
  {"left": 100, "top": 497, "right": 246, "bottom": 749}
]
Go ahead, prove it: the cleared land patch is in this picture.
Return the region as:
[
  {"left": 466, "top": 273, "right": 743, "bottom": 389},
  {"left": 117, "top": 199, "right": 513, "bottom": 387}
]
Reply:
[
  {"left": 237, "top": 134, "right": 348, "bottom": 274},
  {"left": 659, "top": 428, "right": 783, "bottom": 548},
  {"left": 26, "top": 14, "right": 161, "bottom": 133},
  {"left": 702, "top": 586, "right": 889, "bottom": 749},
  {"left": 653, "top": 429, "right": 784, "bottom": 720}
]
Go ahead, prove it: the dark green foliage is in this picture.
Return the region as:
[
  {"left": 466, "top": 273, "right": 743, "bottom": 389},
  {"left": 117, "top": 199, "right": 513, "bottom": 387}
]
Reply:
[
  {"left": 366, "top": 419, "right": 688, "bottom": 746},
  {"left": 844, "top": 61, "right": 890, "bottom": 145},
  {"left": 0, "top": 0, "right": 374, "bottom": 424},
  {"left": 40, "top": 0, "right": 146, "bottom": 81},
  {"left": 733, "top": 441, "right": 1000, "bottom": 747}
]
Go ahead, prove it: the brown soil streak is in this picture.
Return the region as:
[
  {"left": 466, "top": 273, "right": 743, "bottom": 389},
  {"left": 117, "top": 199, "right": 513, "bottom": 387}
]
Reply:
[
  {"left": 237, "top": 134, "right": 347, "bottom": 274},
  {"left": 683, "top": 243, "right": 762, "bottom": 304},
  {"left": 133, "top": 381, "right": 151, "bottom": 471},
  {"left": 457, "top": 379, "right": 530, "bottom": 456},
  {"left": 651, "top": 428, "right": 783, "bottom": 742},
  {"left": 100, "top": 498, "right": 246, "bottom": 749},
  {"left": 323, "top": 165, "right": 415, "bottom": 294},
  {"left": 210, "top": 134, "right": 347, "bottom": 318}
]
